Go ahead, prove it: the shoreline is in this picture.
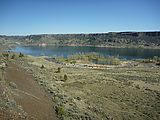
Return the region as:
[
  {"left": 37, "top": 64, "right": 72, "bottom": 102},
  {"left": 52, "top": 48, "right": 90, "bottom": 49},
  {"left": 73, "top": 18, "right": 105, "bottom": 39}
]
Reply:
[{"left": 6, "top": 44, "right": 160, "bottom": 50}]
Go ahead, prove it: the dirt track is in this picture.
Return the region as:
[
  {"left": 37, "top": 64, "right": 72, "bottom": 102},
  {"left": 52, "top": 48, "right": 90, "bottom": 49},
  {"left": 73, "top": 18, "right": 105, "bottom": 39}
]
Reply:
[{"left": 4, "top": 61, "right": 57, "bottom": 120}]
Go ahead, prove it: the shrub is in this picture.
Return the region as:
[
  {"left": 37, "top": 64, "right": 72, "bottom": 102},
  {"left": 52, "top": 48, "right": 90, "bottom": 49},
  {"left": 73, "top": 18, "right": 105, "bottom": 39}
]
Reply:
[
  {"left": 0, "top": 100, "right": 9, "bottom": 108},
  {"left": 9, "top": 82, "right": 17, "bottom": 89},
  {"left": 111, "top": 58, "right": 121, "bottom": 65},
  {"left": 19, "top": 52, "right": 24, "bottom": 57},
  {"left": 70, "top": 60, "right": 76, "bottom": 64},
  {"left": 11, "top": 54, "right": 15, "bottom": 59},
  {"left": 40, "top": 65, "right": 45, "bottom": 69},
  {"left": 57, "top": 67, "right": 61, "bottom": 73},
  {"left": 64, "top": 74, "right": 68, "bottom": 81},
  {"left": 53, "top": 98, "right": 59, "bottom": 104},
  {"left": 156, "top": 62, "right": 160, "bottom": 66},
  {"left": 55, "top": 106, "right": 66, "bottom": 116},
  {"left": 135, "top": 85, "right": 140, "bottom": 89},
  {"left": 153, "top": 56, "right": 159, "bottom": 62},
  {"left": 2, "top": 53, "right": 9, "bottom": 58}
]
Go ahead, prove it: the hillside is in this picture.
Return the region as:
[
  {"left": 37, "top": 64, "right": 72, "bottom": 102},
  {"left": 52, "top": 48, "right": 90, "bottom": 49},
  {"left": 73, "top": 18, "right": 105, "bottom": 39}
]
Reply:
[
  {"left": 0, "top": 32, "right": 160, "bottom": 48},
  {"left": 0, "top": 51, "right": 58, "bottom": 120},
  {"left": 1, "top": 51, "right": 159, "bottom": 120}
]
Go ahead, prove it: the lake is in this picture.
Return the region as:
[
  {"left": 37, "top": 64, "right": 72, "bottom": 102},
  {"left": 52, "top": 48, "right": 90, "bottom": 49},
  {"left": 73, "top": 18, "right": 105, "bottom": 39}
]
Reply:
[{"left": 7, "top": 46, "right": 160, "bottom": 60}]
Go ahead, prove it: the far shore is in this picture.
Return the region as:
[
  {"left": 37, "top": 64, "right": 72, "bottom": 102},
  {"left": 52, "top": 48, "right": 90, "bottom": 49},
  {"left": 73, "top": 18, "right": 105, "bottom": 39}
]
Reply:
[{"left": 5, "top": 44, "right": 160, "bottom": 50}]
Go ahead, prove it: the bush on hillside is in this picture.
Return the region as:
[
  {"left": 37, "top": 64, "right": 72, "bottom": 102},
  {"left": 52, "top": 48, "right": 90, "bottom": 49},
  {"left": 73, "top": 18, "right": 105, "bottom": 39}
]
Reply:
[{"left": 19, "top": 53, "right": 24, "bottom": 57}]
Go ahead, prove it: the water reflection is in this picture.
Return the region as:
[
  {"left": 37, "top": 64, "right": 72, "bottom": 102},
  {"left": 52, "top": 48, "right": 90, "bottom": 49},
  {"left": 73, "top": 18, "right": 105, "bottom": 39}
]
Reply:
[{"left": 8, "top": 46, "right": 160, "bottom": 60}]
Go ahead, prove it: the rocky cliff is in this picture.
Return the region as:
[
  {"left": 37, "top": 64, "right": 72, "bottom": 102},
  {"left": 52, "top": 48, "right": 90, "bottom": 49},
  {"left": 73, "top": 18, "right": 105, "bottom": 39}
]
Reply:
[{"left": 1, "top": 32, "right": 160, "bottom": 48}]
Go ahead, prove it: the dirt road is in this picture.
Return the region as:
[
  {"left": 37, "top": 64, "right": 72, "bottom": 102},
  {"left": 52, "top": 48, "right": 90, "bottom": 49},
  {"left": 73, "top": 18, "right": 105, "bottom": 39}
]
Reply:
[{"left": 4, "top": 61, "right": 58, "bottom": 120}]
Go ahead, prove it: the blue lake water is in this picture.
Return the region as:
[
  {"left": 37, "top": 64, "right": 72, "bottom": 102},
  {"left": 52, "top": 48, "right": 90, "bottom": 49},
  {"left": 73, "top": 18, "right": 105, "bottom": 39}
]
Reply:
[{"left": 7, "top": 46, "right": 160, "bottom": 60}]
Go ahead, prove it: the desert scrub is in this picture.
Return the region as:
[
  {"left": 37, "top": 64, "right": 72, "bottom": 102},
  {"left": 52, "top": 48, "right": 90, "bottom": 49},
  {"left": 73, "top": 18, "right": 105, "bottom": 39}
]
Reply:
[
  {"left": 64, "top": 74, "right": 68, "bottom": 81},
  {"left": 55, "top": 106, "right": 66, "bottom": 116},
  {"left": 2, "top": 53, "right": 9, "bottom": 60},
  {"left": 0, "top": 100, "right": 9, "bottom": 108},
  {"left": 19, "top": 52, "right": 24, "bottom": 57},
  {"left": 135, "top": 85, "right": 140, "bottom": 89},
  {"left": 56, "top": 67, "right": 61, "bottom": 73},
  {"left": 156, "top": 62, "right": 160, "bottom": 66},
  {"left": 11, "top": 54, "right": 16, "bottom": 59},
  {"left": 40, "top": 64, "right": 45, "bottom": 69},
  {"left": 69, "top": 60, "right": 76, "bottom": 64},
  {"left": 53, "top": 98, "right": 59, "bottom": 104},
  {"left": 2, "top": 53, "right": 9, "bottom": 58},
  {"left": 9, "top": 82, "right": 17, "bottom": 89}
]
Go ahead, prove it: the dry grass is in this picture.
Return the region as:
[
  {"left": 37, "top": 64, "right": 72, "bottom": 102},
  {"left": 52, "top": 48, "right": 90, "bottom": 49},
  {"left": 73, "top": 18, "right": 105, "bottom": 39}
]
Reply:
[{"left": 10, "top": 54, "right": 160, "bottom": 120}]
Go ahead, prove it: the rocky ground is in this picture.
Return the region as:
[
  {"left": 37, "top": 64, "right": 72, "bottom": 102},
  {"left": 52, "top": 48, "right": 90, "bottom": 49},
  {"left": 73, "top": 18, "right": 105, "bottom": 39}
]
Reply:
[{"left": 0, "top": 50, "right": 160, "bottom": 120}]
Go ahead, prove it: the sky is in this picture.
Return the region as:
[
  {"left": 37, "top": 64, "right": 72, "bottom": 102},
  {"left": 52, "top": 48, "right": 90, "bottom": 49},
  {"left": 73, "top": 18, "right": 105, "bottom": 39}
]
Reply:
[{"left": 0, "top": 0, "right": 160, "bottom": 35}]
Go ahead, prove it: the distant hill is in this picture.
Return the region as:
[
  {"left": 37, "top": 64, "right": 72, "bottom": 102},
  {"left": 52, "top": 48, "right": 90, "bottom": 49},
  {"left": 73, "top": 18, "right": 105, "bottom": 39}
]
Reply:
[{"left": 1, "top": 32, "right": 160, "bottom": 48}]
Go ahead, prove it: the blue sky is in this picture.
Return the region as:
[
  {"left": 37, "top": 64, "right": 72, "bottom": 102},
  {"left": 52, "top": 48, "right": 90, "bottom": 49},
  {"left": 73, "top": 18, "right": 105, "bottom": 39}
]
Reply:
[{"left": 0, "top": 0, "right": 160, "bottom": 35}]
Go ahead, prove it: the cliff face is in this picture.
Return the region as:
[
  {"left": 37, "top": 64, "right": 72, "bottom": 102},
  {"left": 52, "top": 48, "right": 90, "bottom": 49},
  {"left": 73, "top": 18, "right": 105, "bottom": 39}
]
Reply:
[
  {"left": 0, "top": 32, "right": 160, "bottom": 47},
  {"left": 116, "top": 32, "right": 160, "bottom": 36}
]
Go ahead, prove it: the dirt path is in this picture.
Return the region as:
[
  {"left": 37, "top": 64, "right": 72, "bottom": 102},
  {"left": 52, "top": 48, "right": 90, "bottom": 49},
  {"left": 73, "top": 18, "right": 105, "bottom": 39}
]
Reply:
[{"left": 4, "top": 62, "right": 58, "bottom": 120}]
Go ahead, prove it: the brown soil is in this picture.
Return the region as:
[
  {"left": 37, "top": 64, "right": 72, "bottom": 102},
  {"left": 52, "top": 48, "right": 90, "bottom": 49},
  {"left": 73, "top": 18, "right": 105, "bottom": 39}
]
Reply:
[{"left": 4, "top": 61, "right": 58, "bottom": 120}]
